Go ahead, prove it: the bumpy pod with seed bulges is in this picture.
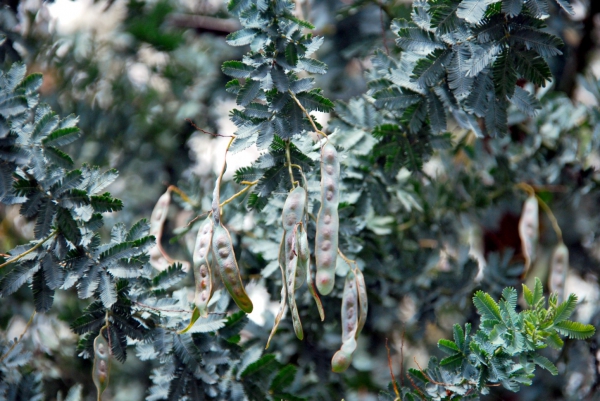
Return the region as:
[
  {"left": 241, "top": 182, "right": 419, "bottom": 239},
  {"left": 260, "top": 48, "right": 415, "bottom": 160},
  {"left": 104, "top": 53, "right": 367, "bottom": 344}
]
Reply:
[
  {"left": 331, "top": 270, "right": 359, "bottom": 373},
  {"left": 93, "top": 331, "right": 111, "bottom": 399},
  {"left": 212, "top": 224, "right": 253, "bottom": 313},
  {"left": 193, "top": 217, "right": 214, "bottom": 317},
  {"left": 315, "top": 143, "right": 340, "bottom": 295}
]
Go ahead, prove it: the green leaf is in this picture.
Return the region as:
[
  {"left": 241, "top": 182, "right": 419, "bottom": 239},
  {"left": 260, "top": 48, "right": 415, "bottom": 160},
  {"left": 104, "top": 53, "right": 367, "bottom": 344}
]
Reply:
[
  {"left": 554, "top": 321, "right": 596, "bottom": 340},
  {"left": 394, "top": 26, "right": 445, "bottom": 53},
  {"left": 45, "top": 146, "right": 74, "bottom": 169},
  {"left": 473, "top": 290, "right": 503, "bottom": 322},
  {"left": 41, "top": 127, "right": 81, "bottom": 147},
  {"left": 509, "top": 28, "right": 563, "bottom": 58},
  {"left": 512, "top": 50, "right": 552, "bottom": 87},
  {"left": 90, "top": 193, "right": 123, "bottom": 213},
  {"left": 457, "top": 0, "right": 494, "bottom": 23},
  {"left": 285, "top": 43, "right": 298, "bottom": 67},
  {"left": 240, "top": 354, "right": 277, "bottom": 377},
  {"left": 222, "top": 61, "right": 255, "bottom": 78},
  {"left": 270, "top": 365, "right": 297, "bottom": 392},
  {"left": 438, "top": 339, "right": 460, "bottom": 354},
  {"left": 298, "top": 58, "right": 327, "bottom": 75},
  {"left": 236, "top": 79, "right": 261, "bottom": 107},
  {"left": 522, "top": 283, "right": 534, "bottom": 307},
  {"left": 295, "top": 91, "right": 334, "bottom": 113},
  {"left": 532, "top": 277, "right": 544, "bottom": 306},
  {"left": 532, "top": 354, "right": 558, "bottom": 375},
  {"left": 226, "top": 28, "right": 258, "bottom": 46},
  {"left": 553, "top": 294, "right": 578, "bottom": 324}
]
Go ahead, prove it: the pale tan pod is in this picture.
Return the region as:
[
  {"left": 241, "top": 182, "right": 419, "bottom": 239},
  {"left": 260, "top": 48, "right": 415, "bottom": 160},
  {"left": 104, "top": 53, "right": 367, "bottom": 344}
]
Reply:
[
  {"left": 92, "top": 332, "right": 111, "bottom": 399},
  {"left": 149, "top": 191, "right": 171, "bottom": 271},
  {"left": 549, "top": 242, "right": 569, "bottom": 303},
  {"left": 285, "top": 230, "right": 303, "bottom": 340},
  {"left": 316, "top": 143, "right": 340, "bottom": 295},
  {"left": 193, "top": 217, "right": 214, "bottom": 317},
  {"left": 331, "top": 270, "right": 359, "bottom": 373},
  {"left": 518, "top": 195, "right": 538, "bottom": 275},
  {"left": 295, "top": 225, "right": 309, "bottom": 290},
  {"left": 354, "top": 268, "right": 368, "bottom": 336},
  {"left": 266, "top": 244, "right": 287, "bottom": 350}
]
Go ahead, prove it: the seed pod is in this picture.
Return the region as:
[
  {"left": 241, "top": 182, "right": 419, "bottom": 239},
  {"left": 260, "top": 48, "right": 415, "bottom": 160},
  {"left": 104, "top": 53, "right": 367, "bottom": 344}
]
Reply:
[
  {"left": 267, "top": 234, "right": 288, "bottom": 349},
  {"left": 549, "top": 242, "right": 569, "bottom": 303},
  {"left": 518, "top": 195, "right": 538, "bottom": 275},
  {"left": 306, "top": 255, "right": 325, "bottom": 321},
  {"left": 354, "top": 268, "right": 368, "bottom": 336},
  {"left": 212, "top": 224, "right": 253, "bottom": 313},
  {"left": 92, "top": 331, "right": 111, "bottom": 400},
  {"left": 331, "top": 270, "right": 358, "bottom": 373},
  {"left": 150, "top": 190, "right": 171, "bottom": 238},
  {"left": 295, "top": 224, "right": 309, "bottom": 290},
  {"left": 193, "top": 217, "right": 214, "bottom": 318},
  {"left": 149, "top": 191, "right": 171, "bottom": 271},
  {"left": 286, "top": 229, "right": 303, "bottom": 340},
  {"left": 316, "top": 143, "right": 340, "bottom": 295}
]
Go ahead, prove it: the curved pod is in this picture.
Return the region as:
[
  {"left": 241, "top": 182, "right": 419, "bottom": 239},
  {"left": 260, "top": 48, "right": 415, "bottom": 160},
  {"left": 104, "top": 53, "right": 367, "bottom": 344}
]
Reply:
[
  {"left": 93, "top": 332, "right": 111, "bottom": 399},
  {"left": 193, "top": 217, "right": 214, "bottom": 317},
  {"left": 212, "top": 224, "right": 253, "bottom": 313},
  {"left": 549, "top": 242, "right": 569, "bottom": 303}
]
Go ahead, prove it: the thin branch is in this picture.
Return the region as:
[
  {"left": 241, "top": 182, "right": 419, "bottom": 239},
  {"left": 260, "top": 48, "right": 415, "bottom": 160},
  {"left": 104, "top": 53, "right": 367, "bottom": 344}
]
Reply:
[
  {"left": 186, "top": 119, "right": 235, "bottom": 138},
  {"left": 285, "top": 140, "right": 298, "bottom": 187},
  {"left": 0, "top": 231, "right": 57, "bottom": 270},
  {"left": 288, "top": 91, "right": 327, "bottom": 139},
  {"left": 167, "top": 185, "right": 198, "bottom": 208},
  {"left": 385, "top": 338, "right": 401, "bottom": 400},
  {"left": 0, "top": 310, "right": 36, "bottom": 364}
]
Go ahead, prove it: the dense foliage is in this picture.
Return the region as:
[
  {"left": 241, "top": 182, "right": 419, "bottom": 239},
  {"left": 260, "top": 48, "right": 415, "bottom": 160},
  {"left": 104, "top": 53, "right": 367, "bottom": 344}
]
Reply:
[{"left": 1, "top": 0, "right": 600, "bottom": 400}]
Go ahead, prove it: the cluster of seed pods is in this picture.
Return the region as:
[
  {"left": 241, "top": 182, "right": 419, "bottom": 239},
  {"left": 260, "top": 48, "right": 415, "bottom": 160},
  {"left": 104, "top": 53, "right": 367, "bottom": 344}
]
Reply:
[
  {"left": 193, "top": 217, "right": 214, "bottom": 318},
  {"left": 315, "top": 142, "right": 340, "bottom": 295},
  {"left": 549, "top": 243, "right": 569, "bottom": 302},
  {"left": 331, "top": 267, "right": 368, "bottom": 373},
  {"left": 92, "top": 330, "right": 110, "bottom": 401},
  {"left": 518, "top": 195, "right": 539, "bottom": 276},
  {"left": 211, "top": 179, "right": 253, "bottom": 314}
]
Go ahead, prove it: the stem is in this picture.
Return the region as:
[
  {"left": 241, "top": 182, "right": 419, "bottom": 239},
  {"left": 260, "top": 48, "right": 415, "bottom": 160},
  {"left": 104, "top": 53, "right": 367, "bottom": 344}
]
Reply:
[
  {"left": 516, "top": 183, "right": 563, "bottom": 243},
  {"left": 337, "top": 248, "right": 357, "bottom": 267},
  {"left": 0, "top": 231, "right": 57, "bottom": 270},
  {"left": 219, "top": 180, "right": 258, "bottom": 207},
  {"left": 285, "top": 141, "right": 297, "bottom": 187},
  {"left": 213, "top": 137, "right": 237, "bottom": 223},
  {"left": 167, "top": 185, "right": 198, "bottom": 207},
  {"left": 0, "top": 310, "right": 36, "bottom": 364},
  {"left": 385, "top": 338, "right": 401, "bottom": 400},
  {"left": 289, "top": 91, "right": 327, "bottom": 139},
  {"left": 535, "top": 195, "right": 563, "bottom": 243},
  {"left": 290, "top": 164, "right": 308, "bottom": 188}
]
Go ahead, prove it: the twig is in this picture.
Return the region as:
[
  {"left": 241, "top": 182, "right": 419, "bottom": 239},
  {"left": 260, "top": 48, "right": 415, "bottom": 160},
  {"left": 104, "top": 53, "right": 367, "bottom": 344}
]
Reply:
[
  {"left": 516, "top": 182, "right": 563, "bottom": 243},
  {"left": 167, "top": 185, "right": 197, "bottom": 208},
  {"left": 186, "top": 119, "right": 235, "bottom": 138},
  {"left": 286, "top": 141, "right": 298, "bottom": 187},
  {"left": 288, "top": 91, "right": 327, "bottom": 139},
  {"left": 385, "top": 338, "right": 401, "bottom": 400},
  {"left": 0, "top": 231, "right": 57, "bottom": 270},
  {"left": 0, "top": 310, "right": 36, "bottom": 364}
]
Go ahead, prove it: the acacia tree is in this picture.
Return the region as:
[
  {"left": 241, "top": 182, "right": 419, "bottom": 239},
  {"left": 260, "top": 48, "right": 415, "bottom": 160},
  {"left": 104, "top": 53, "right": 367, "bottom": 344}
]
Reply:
[{"left": 1, "top": 0, "right": 600, "bottom": 400}]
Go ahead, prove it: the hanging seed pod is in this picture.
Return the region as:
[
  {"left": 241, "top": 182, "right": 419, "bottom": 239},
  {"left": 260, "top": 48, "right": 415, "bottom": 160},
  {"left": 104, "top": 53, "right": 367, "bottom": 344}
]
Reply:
[
  {"left": 331, "top": 270, "right": 358, "bottom": 373},
  {"left": 306, "top": 254, "right": 325, "bottom": 321},
  {"left": 549, "top": 242, "right": 569, "bottom": 303},
  {"left": 212, "top": 224, "right": 253, "bottom": 313},
  {"left": 92, "top": 331, "right": 111, "bottom": 400},
  {"left": 295, "top": 225, "right": 309, "bottom": 290},
  {"left": 518, "top": 195, "right": 538, "bottom": 275},
  {"left": 193, "top": 217, "right": 214, "bottom": 318},
  {"left": 149, "top": 190, "right": 171, "bottom": 271},
  {"left": 354, "top": 268, "right": 368, "bottom": 336},
  {"left": 281, "top": 186, "right": 307, "bottom": 340},
  {"left": 266, "top": 263, "right": 287, "bottom": 349},
  {"left": 286, "top": 229, "right": 303, "bottom": 340},
  {"left": 315, "top": 143, "right": 340, "bottom": 295}
]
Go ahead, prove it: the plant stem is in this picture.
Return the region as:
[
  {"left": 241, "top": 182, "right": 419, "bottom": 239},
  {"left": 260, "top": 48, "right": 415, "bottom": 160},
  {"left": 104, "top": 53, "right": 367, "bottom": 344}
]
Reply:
[
  {"left": 0, "top": 231, "right": 57, "bottom": 270},
  {"left": 285, "top": 141, "right": 297, "bottom": 187},
  {"left": 289, "top": 91, "right": 327, "bottom": 139},
  {"left": 535, "top": 194, "right": 563, "bottom": 243},
  {"left": 0, "top": 310, "right": 36, "bottom": 364},
  {"left": 220, "top": 180, "right": 258, "bottom": 207},
  {"left": 168, "top": 185, "right": 198, "bottom": 207}
]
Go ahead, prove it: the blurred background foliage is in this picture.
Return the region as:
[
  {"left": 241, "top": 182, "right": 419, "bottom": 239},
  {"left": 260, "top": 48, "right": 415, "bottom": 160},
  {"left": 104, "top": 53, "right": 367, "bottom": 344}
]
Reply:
[{"left": 1, "top": 0, "right": 600, "bottom": 400}]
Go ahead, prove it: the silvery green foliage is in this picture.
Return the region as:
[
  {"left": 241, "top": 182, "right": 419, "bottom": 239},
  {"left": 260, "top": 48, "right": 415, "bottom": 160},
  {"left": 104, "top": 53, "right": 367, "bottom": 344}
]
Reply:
[
  {"left": 222, "top": 0, "right": 333, "bottom": 210},
  {"left": 368, "top": 0, "right": 569, "bottom": 173},
  {"left": 0, "top": 338, "right": 44, "bottom": 401},
  {"left": 379, "top": 279, "right": 594, "bottom": 400}
]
